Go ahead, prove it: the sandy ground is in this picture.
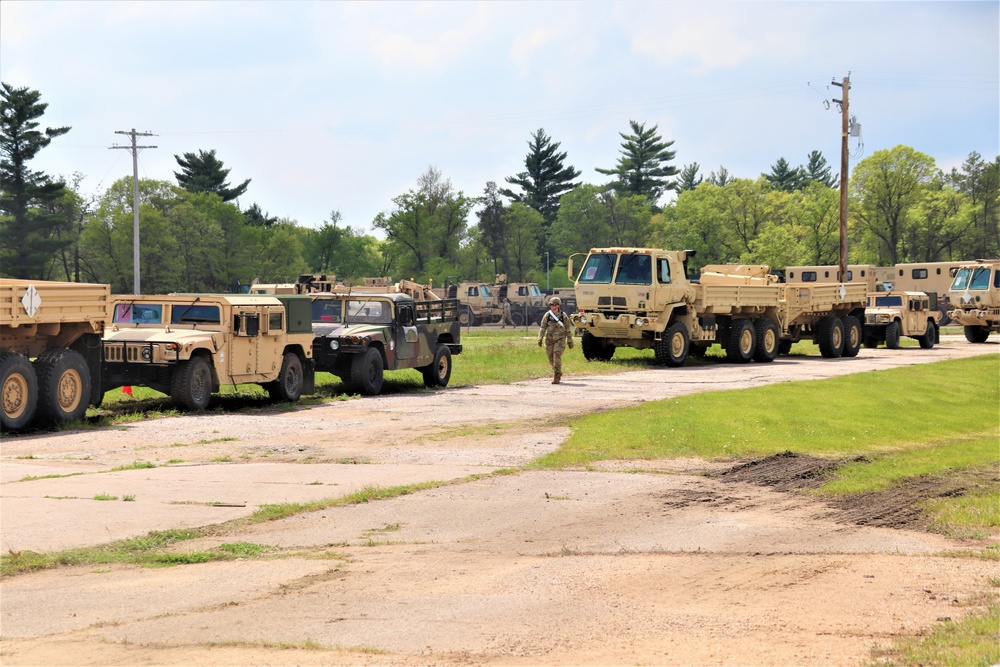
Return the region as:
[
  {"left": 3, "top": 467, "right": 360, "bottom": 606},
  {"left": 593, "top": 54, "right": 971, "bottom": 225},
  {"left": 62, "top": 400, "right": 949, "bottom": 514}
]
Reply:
[{"left": 0, "top": 337, "right": 997, "bottom": 666}]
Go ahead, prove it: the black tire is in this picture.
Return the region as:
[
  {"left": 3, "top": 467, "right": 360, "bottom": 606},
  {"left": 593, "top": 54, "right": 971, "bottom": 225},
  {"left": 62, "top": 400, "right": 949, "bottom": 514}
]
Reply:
[
  {"left": 421, "top": 344, "right": 452, "bottom": 387},
  {"left": 266, "top": 352, "right": 304, "bottom": 402},
  {"left": 655, "top": 322, "right": 689, "bottom": 367},
  {"left": 817, "top": 316, "right": 845, "bottom": 358},
  {"left": 581, "top": 331, "right": 602, "bottom": 361},
  {"left": 458, "top": 306, "right": 472, "bottom": 327},
  {"left": 964, "top": 325, "right": 990, "bottom": 343},
  {"left": 351, "top": 347, "right": 384, "bottom": 396},
  {"left": 777, "top": 339, "right": 793, "bottom": 355},
  {"left": 1, "top": 351, "right": 38, "bottom": 431},
  {"left": 509, "top": 311, "right": 524, "bottom": 327},
  {"left": 937, "top": 304, "right": 951, "bottom": 327},
  {"left": 170, "top": 356, "right": 213, "bottom": 411},
  {"left": 918, "top": 320, "right": 936, "bottom": 349},
  {"left": 885, "top": 321, "right": 901, "bottom": 349},
  {"left": 753, "top": 319, "right": 779, "bottom": 363},
  {"left": 690, "top": 344, "right": 708, "bottom": 357},
  {"left": 863, "top": 335, "right": 880, "bottom": 349},
  {"left": 726, "top": 319, "right": 755, "bottom": 363},
  {"left": 34, "top": 348, "right": 91, "bottom": 424},
  {"left": 842, "top": 315, "right": 862, "bottom": 358}
]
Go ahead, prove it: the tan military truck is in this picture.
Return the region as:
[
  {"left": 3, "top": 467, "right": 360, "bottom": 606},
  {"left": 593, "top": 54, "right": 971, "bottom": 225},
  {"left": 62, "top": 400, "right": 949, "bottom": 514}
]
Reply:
[
  {"left": 1, "top": 279, "right": 110, "bottom": 430},
  {"left": 947, "top": 259, "right": 1000, "bottom": 343},
  {"left": 102, "top": 293, "right": 315, "bottom": 410},
  {"left": 437, "top": 281, "right": 501, "bottom": 326},
  {"left": 568, "top": 247, "right": 867, "bottom": 366},
  {"left": 309, "top": 286, "right": 462, "bottom": 395},
  {"left": 863, "top": 291, "right": 940, "bottom": 349},
  {"left": 494, "top": 278, "right": 547, "bottom": 326}
]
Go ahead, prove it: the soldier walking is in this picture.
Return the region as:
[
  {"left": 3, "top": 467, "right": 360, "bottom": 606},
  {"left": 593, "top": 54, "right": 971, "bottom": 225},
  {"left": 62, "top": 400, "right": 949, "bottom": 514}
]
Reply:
[
  {"left": 501, "top": 298, "right": 514, "bottom": 328},
  {"left": 537, "top": 296, "right": 574, "bottom": 384}
]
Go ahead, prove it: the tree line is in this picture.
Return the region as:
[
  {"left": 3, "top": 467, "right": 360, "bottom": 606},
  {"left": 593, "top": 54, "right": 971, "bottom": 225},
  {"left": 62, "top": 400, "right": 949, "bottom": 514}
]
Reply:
[{"left": 2, "top": 83, "right": 997, "bottom": 293}]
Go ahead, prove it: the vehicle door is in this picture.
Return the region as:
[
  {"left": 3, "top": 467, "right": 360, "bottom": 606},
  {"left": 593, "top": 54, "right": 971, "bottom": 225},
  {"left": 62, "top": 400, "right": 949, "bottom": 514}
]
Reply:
[
  {"left": 230, "top": 306, "right": 261, "bottom": 380},
  {"left": 395, "top": 303, "right": 419, "bottom": 361},
  {"left": 261, "top": 305, "right": 286, "bottom": 377}
]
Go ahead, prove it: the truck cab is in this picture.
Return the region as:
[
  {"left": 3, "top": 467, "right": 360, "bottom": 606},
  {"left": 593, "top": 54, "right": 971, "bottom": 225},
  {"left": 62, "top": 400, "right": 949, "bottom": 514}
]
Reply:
[
  {"left": 947, "top": 260, "right": 1000, "bottom": 342},
  {"left": 863, "top": 291, "right": 939, "bottom": 349}
]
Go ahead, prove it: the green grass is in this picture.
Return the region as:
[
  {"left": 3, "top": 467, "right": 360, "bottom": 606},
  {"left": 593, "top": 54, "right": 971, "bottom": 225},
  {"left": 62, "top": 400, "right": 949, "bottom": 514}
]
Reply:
[
  {"left": 535, "top": 355, "right": 998, "bottom": 466},
  {"left": 867, "top": 604, "right": 1000, "bottom": 667}
]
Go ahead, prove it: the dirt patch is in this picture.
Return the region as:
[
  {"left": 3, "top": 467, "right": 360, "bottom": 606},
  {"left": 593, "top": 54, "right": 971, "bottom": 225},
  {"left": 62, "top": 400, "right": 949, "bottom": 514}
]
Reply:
[{"left": 716, "top": 451, "right": 998, "bottom": 532}]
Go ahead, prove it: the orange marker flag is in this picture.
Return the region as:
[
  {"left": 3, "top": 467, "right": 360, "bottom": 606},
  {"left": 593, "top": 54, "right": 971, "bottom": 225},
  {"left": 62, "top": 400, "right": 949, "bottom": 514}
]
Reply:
[{"left": 122, "top": 386, "right": 133, "bottom": 397}]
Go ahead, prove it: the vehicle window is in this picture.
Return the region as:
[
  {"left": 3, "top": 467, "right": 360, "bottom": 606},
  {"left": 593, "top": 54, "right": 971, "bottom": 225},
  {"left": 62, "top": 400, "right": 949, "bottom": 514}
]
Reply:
[
  {"left": 244, "top": 314, "right": 260, "bottom": 337},
  {"left": 114, "top": 303, "right": 163, "bottom": 324},
  {"left": 346, "top": 300, "right": 391, "bottom": 324},
  {"left": 170, "top": 304, "right": 220, "bottom": 324},
  {"left": 468, "top": 286, "right": 478, "bottom": 297},
  {"left": 579, "top": 253, "right": 616, "bottom": 284},
  {"left": 802, "top": 271, "right": 817, "bottom": 282},
  {"left": 530, "top": 285, "right": 542, "bottom": 297},
  {"left": 951, "top": 268, "right": 971, "bottom": 290},
  {"left": 912, "top": 268, "right": 928, "bottom": 280},
  {"left": 481, "top": 285, "right": 493, "bottom": 297},
  {"left": 312, "top": 299, "right": 342, "bottom": 323},
  {"left": 995, "top": 270, "right": 1000, "bottom": 289},
  {"left": 846, "top": 270, "right": 853, "bottom": 281},
  {"left": 658, "top": 258, "right": 671, "bottom": 284},
  {"left": 518, "top": 286, "right": 527, "bottom": 296},
  {"left": 268, "top": 312, "right": 283, "bottom": 332},
  {"left": 616, "top": 254, "right": 651, "bottom": 285},
  {"left": 874, "top": 295, "right": 903, "bottom": 307},
  {"left": 970, "top": 268, "right": 991, "bottom": 290}
]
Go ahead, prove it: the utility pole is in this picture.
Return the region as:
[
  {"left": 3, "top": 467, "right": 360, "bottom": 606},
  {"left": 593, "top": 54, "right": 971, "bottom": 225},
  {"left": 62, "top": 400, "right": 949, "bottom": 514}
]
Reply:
[
  {"left": 831, "top": 75, "right": 850, "bottom": 284},
  {"left": 110, "top": 129, "right": 157, "bottom": 294}
]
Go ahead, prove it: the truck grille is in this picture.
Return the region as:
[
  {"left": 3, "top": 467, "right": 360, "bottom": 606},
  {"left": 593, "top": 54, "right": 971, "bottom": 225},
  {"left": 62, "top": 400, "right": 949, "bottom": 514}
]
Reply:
[
  {"left": 597, "top": 296, "right": 628, "bottom": 309},
  {"left": 104, "top": 341, "right": 154, "bottom": 363}
]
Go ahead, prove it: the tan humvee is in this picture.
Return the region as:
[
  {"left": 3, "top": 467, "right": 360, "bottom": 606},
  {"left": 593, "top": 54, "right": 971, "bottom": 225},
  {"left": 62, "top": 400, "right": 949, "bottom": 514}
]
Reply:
[
  {"left": 102, "top": 294, "right": 315, "bottom": 410},
  {"left": 436, "top": 281, "right": 501, "bottom": 326},
  {"left": 1, "top": 279, "right": 111, "bottom": 430},
  {"left": 863, "top": 291, "right": 939, "bottom": 349},
  {"left": 947, "top": 260, "right": 1000, "bottom": 343},
  {"left": 568, "top": 247, "right": 867, "bottom": 366}
]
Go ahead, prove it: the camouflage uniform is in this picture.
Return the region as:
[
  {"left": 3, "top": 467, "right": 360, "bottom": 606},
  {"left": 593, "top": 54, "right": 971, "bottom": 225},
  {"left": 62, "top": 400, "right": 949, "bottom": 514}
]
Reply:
[
  {"left": 501, "top": 299, "right": 513, "bottom": 328},
  {"left": 537, "top": 299, "right": 574, "bottom": 383}
]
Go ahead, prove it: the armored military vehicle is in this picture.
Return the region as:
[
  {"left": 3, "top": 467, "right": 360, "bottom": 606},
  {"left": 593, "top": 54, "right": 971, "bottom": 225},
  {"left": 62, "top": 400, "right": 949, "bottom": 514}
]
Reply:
[
  {"left": 102, "top": 293, "right": 315, "bottom": 410},
  {"left": 863, "top": 291, "right": 939, "bottom": 349},
  {"left": 437, "top": 281, "right": 500, "bottom": 326},
  {"left": 568, "top": 247, "right": 867, "bottom": 366},
  {"left": 947, "top": 259, "right": 1000, "bottom": 342},
  {"left": 309, "top": 288, "right": 462, "bottom": 395},
  {"left": 494, "top": 279, "right": 547, "bottom": 325},
  {"left": 1, "top": 279, "right": 110, "bottom": 430}
]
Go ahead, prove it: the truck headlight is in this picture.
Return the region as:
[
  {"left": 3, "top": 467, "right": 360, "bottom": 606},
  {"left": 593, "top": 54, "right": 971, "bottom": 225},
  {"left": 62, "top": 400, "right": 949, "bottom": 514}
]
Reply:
[
  {"left": 330, "top": 340, "right": 339, "bottom": 350},
  {"left": 140, "top": 347, "right": 152, "bottom": 361},
  {"left": 578, "top": 315, "right": 588, "bottom": 325},
  {"left": 635, "top": 318, "right": 646, "bottom": 327}
]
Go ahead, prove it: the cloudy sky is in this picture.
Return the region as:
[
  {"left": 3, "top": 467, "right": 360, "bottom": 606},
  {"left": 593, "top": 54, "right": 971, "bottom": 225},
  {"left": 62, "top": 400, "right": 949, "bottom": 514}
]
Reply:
[{"left": 2, "top": 1, "right": 997, "bottom": 234}]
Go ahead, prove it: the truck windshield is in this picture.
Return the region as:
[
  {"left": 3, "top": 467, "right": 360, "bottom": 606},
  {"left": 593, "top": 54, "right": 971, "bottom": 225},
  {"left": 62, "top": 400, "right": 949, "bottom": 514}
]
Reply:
[
  {"left": 312, "top": 299, "right": 342, "bottom": 323},
  {"left": 615, "top": 254, "right": 652, "bottom": 285},
  {"left": 480, "top": 285, "right": 493, "bottom": 297},
  {"left": 873, "top": 295, "right": 903, "bottom": 307},
  {"left": 346, "top": 300, "right": 391, "bottom": 324},
  {"left": 953, "top": 267, "right": 991, "bottom": 290},
  {"left": 114, "top": 303, "right": 162, "bottom": 324},
  {"left": 529, "top": 285, "right": 542, "bottom": 297},
  {"left": 170, "top": 305, "right": 221, "bottom": 325},
  {"left": 579, "top": 253, "right": 616, "bottom": 284}
]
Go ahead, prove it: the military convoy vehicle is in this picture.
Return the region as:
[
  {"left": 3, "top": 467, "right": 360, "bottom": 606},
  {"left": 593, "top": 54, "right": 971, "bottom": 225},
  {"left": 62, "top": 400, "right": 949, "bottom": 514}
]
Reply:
[
  {"left": 309, "top": 287, "right": 462, "bottom": 395},
  {"left": 947, "top": 259, "right": 1000, "bottom": 343},
  {"left": 435, "top": 281, "right": 501, "bottom": 326},
  {"left": 568, "top": 247, "right": 867, "bottom": 366},
  {"left": 1, "top": 279, "right": 111, "bottom": 430},
  {"left": 495, "top": 278, "right": 547, "bottom": 325},
  {"left": 102, "top": 293, "right": 315, "bottom": 410},
  {"left": 863, "top": 291, "right": 940, "bottom": 349}
]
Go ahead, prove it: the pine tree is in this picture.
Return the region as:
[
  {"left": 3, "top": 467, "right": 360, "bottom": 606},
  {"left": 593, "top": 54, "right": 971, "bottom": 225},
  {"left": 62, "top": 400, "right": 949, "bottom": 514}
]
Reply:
[
  {"left": 803, "top": 150, "right": 837, "bottom": 187},
  {"left": 174, "top": 149, "right": 251, "bottom": 202},
  {"left": 501, "top": 128, "right": 580, "bottom": 225},
  {"left": 0, "top": 83, "right": 72, "bottom": 278},
  {"left": 595, "top": 120, "right": 679, "bottom": 204},
  {"left": 678, "top": 162, "right": 703, "bottom": 191},
  {"left": 765, "top": 157, "right": 804, "bottom": 192}
]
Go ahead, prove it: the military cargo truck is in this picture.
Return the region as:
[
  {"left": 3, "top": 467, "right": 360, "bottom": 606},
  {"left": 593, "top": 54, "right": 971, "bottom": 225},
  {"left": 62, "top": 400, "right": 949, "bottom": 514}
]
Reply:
[
  {"left": 102, "top": 294, "right": 315, "bottom": 410},
  {"left": 568, "top": 247, "right": 867, "bottom": 366},
  {"left": 863, "top": 291, "right": 939, "bottom": 349},
  {"left": 495, "top": 280, "right": 547, "bottom": 325},
  {"left": 1, "top": 279, "right": 110, "bottom": 430},
  {"left": 947, "top": 259, "right": 1000, "bottom": 343},
  {"left": 310, "top": 290, "right": 462, "bottom": 395},
  {"left": 436, "top": 281, "right": 500, "bottom": 326}
]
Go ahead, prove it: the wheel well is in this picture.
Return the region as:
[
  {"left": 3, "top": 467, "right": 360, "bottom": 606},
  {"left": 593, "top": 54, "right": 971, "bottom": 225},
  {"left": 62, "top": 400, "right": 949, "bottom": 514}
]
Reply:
[{"left": 282, "top": 344, "right": 306, "bottom": 360}]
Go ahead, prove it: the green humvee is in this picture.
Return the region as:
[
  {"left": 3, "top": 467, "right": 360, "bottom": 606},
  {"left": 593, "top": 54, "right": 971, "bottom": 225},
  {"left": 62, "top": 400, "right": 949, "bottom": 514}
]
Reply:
[{"left": 310, "top": 292, "right": 462, "bottom": 395}]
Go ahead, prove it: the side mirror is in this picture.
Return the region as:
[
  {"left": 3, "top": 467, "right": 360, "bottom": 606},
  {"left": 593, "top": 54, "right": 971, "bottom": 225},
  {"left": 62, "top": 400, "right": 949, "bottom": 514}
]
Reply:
[{"left": 399, "top": 307, "right": 414, "bottom": 327}]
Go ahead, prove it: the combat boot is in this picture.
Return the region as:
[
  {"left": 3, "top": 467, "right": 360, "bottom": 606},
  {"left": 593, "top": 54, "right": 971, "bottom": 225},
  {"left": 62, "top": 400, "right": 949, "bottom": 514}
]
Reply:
[{"left": 552, "top": 373, "right": 561, "bottom": 384}]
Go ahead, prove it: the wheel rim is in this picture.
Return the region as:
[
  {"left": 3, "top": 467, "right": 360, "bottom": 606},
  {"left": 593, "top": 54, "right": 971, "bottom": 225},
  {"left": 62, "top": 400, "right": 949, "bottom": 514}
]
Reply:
[
  {"left": 763, "top": 328, "right": 776, "bottom": 353},
  {"left": 3, "top": 373, "right": 28, "bottom": 420},
  {"left": 671, "top": 332, "right": 685, "bottom": 357},
  {"left": 437, "top": 354, "right": 450, "bottom": 380},
  {"left": 285, "top": 364, "right": 301, "bottom": 391},
  {"left": 740, "top": 327, "right": 754, "bottom": 355},
  {"left": 832, "top": 325, "right": 843, "bottom": 349},
  {"left": 192, "top": 366, "right": 210, "bottom": 404},
  {"left": 57, "top": 368, "right": 83, "bottom": 413}
]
